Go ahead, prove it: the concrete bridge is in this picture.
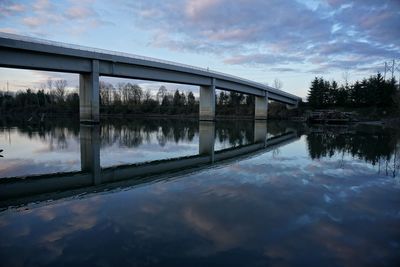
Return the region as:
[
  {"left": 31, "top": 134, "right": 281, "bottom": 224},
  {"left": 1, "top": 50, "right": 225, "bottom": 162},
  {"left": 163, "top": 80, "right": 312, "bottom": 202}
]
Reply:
[
  {"left": 0, "top": 121, "right": 300, "bottom": 209},
  {"left": 0, "top": 33, "right": 301, "bottom": 122}
]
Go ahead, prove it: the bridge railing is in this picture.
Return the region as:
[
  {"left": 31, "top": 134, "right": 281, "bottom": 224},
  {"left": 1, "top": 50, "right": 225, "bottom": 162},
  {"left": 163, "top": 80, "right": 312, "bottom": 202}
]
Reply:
[{"left": 0, "top": 32, "right": 297, "bottom": 99}]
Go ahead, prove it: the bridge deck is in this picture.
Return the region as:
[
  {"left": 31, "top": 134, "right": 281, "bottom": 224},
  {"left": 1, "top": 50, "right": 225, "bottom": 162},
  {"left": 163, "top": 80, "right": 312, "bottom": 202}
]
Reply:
[{"left": 0, "top": 32, "right": 300, "bottom": 104}]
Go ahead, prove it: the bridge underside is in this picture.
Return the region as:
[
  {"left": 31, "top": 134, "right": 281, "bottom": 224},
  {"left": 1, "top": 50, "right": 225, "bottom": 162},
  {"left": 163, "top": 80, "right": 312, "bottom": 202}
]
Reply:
[{"left": 0, "top": 40, "right": 300, "bottom": 122}]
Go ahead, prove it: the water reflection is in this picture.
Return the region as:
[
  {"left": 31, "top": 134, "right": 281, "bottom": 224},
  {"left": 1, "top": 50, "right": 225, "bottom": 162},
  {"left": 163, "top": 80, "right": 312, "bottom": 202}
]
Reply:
[
  {"left": 0, "top": 120, "right": 299, "bottom": 207},
  {"left": 0, "top": 118, "right": 292, "bottom": 177},
  {"left": 306, "top": 125, "right": 400, "bottom": 177},
  {"left": 1, "top": 119, "right": 399, "bottom": 181},
  {"left": 0, "top": 119, "right": 399, "bottom": 266}
]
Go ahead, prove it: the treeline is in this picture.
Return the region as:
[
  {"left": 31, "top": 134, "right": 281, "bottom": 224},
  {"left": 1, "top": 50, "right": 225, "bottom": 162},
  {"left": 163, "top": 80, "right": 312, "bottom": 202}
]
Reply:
[
  {"left": 307, "top": 73, "right": 399, "bottom": 109},
  {"left": 0, "top": 79, "right": 255, "bottom": 116},
  {"left": 0, "top": 88, "right": 79, "bottom": 114},
  {"left": 216, "top": 91, "right": 254, "bottom": 116},
  {"left": 0, "top": 80, "right": 200, "bottom": 115},
  {"left": 0, "top": 79, "right": 79, "bottom": 114},
  {"left": 99, "top": 82, "right": 198, "bottom": 115},
  {"left": 100, "top": 82, "right": 254, "bottom": 115}
]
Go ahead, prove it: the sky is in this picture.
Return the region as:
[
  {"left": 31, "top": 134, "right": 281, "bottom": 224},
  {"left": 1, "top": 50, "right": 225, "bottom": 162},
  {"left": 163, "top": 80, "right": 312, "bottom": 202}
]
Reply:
[{"left": 0, "top": 0, "right": 399, "bottom": 99}]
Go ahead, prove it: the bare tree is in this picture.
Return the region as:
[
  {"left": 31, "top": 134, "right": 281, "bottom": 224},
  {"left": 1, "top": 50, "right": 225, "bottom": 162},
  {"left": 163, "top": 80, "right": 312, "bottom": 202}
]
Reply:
[
  {"left": 132, "top": 84, "right": 143, "bottom": 104},
  {"left": 118, "top": 82, "right": 128, "bottom": 103},
  {"left": 123, "top": 83, "right": 135, "bottom": 104},
  {"left": 46, "top": 78, "right": 53, "bottom": 91},
  {"left": 156, "top": 85, "right": 167, "bottom": 104},
  {"left": 144, "top": 89, "right": 152, "bottom": 102},
  {"left": 39, "top": 83, "right": 46, "bottom": 91},
  {"left": 46, "top": 78, "right": 55, "bottom": 103},
  {"left": 100, "top": 81, "right": 113, "bottom": 106},
  {"left": 113, "top": 88, "right": 122, "bottom": 105},
  {"left": 54, "top": 79, "right": 67, "bottom": 103}
]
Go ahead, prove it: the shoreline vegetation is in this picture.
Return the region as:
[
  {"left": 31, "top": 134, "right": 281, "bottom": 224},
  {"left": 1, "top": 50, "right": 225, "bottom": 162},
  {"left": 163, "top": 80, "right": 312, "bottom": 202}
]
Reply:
[
  {"left": 0, "top": 80, "right": 296, "bottom": 119},
  {"left": 303, "top": 73, "right": 400, "bottom": 120},
  {"left": 1, "top": 73, "right": 399, "bottom": 122}
]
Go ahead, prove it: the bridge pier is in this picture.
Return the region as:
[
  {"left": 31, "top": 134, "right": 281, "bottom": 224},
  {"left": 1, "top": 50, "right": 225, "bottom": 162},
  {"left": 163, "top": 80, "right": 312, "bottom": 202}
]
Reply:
[
  {"left": 255, "top": 93, "right": 268, "bottom": 120},
  {"left": 199, "top": 78, "right": 216, "bottom": 121},
  {"left": 79, "top": 60, "right": 100, "bottom": 123},
  {"left": 80, "top": 124, "right": 101, "bottom": 185},
  {"left": 199, "top": 121, "right": 215, "bottom": 162},
  {"left": 254, "top": 121, "right": 267, "bottom": 145}
]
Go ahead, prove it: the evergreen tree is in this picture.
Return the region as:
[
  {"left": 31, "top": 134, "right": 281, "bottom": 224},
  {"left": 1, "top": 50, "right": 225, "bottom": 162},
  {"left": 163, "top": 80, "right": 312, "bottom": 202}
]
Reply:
[
  {"left": 306, "top": 73, "right": 398, "bottom": 109},
  {"left": 187, "top": 91, "right": 196, "bottom": 113},
  {"left": 307, "top": 77, "right": 320, "bottom": 108}
]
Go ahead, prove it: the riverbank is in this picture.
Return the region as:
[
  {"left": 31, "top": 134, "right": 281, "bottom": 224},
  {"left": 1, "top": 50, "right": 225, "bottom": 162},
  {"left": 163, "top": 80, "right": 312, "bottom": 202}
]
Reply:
[
  {"left": 0, "top": 112, "right": 284, "bottom": 121},
  {"left": 357, "top": 118, "right": 400, "bottom": 129},
  {"left": 293, "top": 105, "right": 400, "bottom": 126},
  {"left": 2, "top": 106, "right": 398, "bottom": 125}
]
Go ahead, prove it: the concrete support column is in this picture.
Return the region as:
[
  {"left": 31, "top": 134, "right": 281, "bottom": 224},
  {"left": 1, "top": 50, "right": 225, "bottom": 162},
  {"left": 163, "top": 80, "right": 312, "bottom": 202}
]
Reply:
[
  {"left": 254, "top": 120, "right": 267, "bottom": 145},
  {"left": 80, "top": 60, "right": 100, "bottom": 123},
  {"left": 199, "top": 78, "right": 216, "bottom": 121},
  {"left": 80, "top": 124, "right": 101, "bottom": 185},
  {"left": 199, "top": 121, "right": 215, "bottom": 162},
  {"left": 255, "top": 92, "right": 268, "bottom": 120}
]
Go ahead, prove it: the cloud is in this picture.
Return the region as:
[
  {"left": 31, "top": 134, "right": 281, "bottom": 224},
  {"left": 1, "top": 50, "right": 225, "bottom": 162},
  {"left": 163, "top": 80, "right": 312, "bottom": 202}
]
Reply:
[
  {"left": 1, "top": 0, "right": 110, "bottom": 36},
  {"left": 1, "top": 0, "right": 399, "bottom": 84},
  {"left": 0, "top": 27, "right": 19, "bottom": 34},
  {"left": 223, "top": 53, "right": 304, "bottom": 65},
  {"left": 22, "top": 17, "right": 46, "bottom": 28},
  {"left": 129, "top": 0, "right": 400, "bottom": 74},
  {"left": 33, "top": 0, "right": 50, "bottom": 11},
  {"left": 130, "top": 0, "right": 331, "bottom": 55},
  {"left": 7, "top": 3, "right": 25, "bottom": 12},
  {"left": 65, "top": 6, "right": 94, "bottom": 19},
  {"left": 184, "top": 0, "right": 223, "bottom": 20},
  {"left": 15, "top": 0, "right": 59, "bottom": 31},
  {"left": 0, "top": 1, "right": 26, "bottom": 17},
  {"left": 314, "top": 40, "right": 400, "bottom": 59},
  {"left": 269, "top": 67, "right": 300, "bottom": 73},
  {"left": 183, "top": 207, "right": 241, "bottom": 250}
]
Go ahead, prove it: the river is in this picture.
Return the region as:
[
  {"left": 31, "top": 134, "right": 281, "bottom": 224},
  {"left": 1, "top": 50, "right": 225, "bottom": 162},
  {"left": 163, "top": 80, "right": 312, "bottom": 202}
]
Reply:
[{"left": 0, "top": 118, "right": 399, "bottom": 266}]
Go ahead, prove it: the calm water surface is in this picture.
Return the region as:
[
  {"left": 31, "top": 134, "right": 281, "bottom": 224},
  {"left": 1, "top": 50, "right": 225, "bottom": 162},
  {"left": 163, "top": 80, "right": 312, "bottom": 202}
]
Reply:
[{"left": 0, "top": 118, "right": 399, "bottom": 266}]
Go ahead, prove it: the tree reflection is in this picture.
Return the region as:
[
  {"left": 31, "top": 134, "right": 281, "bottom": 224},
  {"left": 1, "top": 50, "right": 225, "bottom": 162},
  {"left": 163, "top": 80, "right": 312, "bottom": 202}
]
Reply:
[
  {"left": 0, "top": 117, "right": 79, "bottom": 151},
  {"left": 215, "top": 120, "right": 254, "bottom": 147},
  {"left": 0, "top": 118, "right": 290, "bottom": 150},
  {"left": 306, "top": 125, "right": 400, "bottom": 177}
]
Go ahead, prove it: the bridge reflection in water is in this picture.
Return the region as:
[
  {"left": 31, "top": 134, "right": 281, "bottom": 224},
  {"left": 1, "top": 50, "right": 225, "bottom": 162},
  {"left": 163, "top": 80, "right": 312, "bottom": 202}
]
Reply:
[{"left": 0, "top": 121, "right": 299, "bottom": 208}]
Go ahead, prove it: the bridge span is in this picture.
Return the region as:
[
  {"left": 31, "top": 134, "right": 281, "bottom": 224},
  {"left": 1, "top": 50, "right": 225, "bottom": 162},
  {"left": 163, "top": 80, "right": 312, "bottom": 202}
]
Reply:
[{"left": 0, "top": 32, "right": 301, "bottom": 122}]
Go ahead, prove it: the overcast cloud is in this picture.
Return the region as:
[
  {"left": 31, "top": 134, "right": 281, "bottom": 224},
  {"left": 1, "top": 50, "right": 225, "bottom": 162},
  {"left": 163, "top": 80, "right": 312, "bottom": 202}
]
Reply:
[
  {"left": 0, "top": 0, "right": 399, "bottom": 96},
  {"left": 128, "top": 0, "right": 400, "bottom": 73}
]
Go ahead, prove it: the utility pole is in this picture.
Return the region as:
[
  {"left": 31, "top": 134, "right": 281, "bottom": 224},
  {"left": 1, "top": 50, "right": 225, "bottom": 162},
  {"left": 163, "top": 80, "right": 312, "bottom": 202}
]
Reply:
[
  {"left": 396, "top": 60, "right": 400, "bottom": 90},
  {"left": 392, "top": 59, "right": 395, "bottom": 80},
  {"left": 383, "top": 59, "right": 400, "bottom": 90},
  {"left": 384, "top": 60, "right": 396, "bottom": 80}
]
